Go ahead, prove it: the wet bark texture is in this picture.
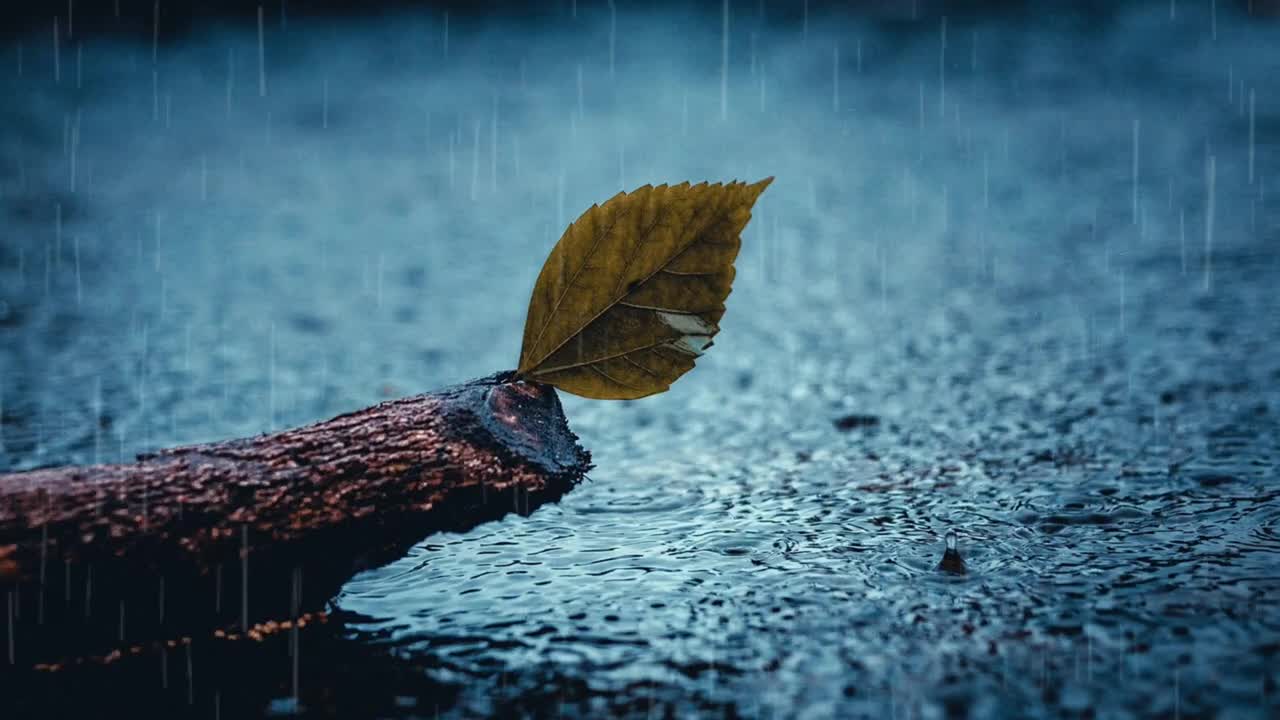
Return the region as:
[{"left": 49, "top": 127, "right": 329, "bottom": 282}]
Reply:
[{"left": 0, "top": 373, "right": 590, "bottom": 668}]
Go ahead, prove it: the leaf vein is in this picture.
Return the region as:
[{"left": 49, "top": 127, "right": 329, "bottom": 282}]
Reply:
[
  {"left": 528, "top": 337, "right": 687, "bottom": 376},
  {"left": 524, "top": 205, "right": 630, "bottom": 366},
  {"left": 588, "top": 363, "right": 644, "bottom": 392}
]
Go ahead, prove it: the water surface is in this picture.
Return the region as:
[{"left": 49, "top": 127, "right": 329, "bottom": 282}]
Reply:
[{"left": 2, "top": 2, "right": 1278, "bottom": 716}]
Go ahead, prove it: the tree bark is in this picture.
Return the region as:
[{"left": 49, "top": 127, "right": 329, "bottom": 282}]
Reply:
[{"left": 0, "top": 372, "right": 590, "bottom": 668}]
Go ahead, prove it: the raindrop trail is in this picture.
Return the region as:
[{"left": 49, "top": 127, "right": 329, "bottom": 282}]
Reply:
[
  {"left": 1132, "top": 118, "right": 1140, "bottom": 225},
  {"left": 490, "top": 95, "right": 499, "bottom": 193},
  {"left": 939, "top": 16, "right": 947, "bottom": 118},
  {"left": 832, "top": 44, "right": 840, "bottom": 113},
  {"left": 1179, "top": 208, "right": 1187, "bottom": 275},
  {"left": 53, "top": 17, "right": 60, "bottom": 84},
  {"left": 225, "top": 48, "right": 234, "bottom": 115},
  {"left": 608, "top": 0, "right": 616, "bottom": 81},
  {"left": 576, "top": 64, "right": 583, "bottom": 122},
  {"left": 257, "top": 4, "right": 266, "bottom": 97},
  {"left": 1248, "top": 88, "right": 1255, "bottom": 184},
  {"left": 151, "top": 0, "right": 158, "bottom": 64},
  {"left": 470, "top": 120, "right": 480, "bottom": 201},
  {"left": 1204, "top": 153, "right": 1216, "bottom": 292},
  {"left": 73, "top": 235, "right": 81, "bottom": 306},
  {"left": 269, "top": 321, "right": 277, "bottom": 425},
  {"left": 720, "top": 0, "right": 729, "bottom": 122},
  {"left": 241, "top": 525, "right": 249, "bottom": 632}
]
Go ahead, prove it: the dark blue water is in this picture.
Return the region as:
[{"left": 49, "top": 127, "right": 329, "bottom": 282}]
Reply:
[{"left": 2, "top": 2, "right": 1279, "bottom": 716}]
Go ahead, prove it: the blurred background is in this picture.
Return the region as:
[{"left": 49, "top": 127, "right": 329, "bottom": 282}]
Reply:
[{"left": 2, "top": 0, "right": 1279, "bottom": 717}]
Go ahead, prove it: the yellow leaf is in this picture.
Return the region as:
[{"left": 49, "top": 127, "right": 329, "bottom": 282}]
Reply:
[{"left": 516, "top": 177, "right": 773, "bottom": 399}]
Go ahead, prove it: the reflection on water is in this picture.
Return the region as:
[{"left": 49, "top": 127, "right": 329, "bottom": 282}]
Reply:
[{"left": 2, "top": 1, "right": 1279, "bottom": 716}]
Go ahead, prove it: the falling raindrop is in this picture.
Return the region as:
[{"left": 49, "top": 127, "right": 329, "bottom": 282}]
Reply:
[
  {"left": 1132, "top": 118, "right": 1140, "bottom": 225},
  {"left": 73, "top": 235, "right": 81, "bottom": 306},
  {"left": 608, "top": 0, "right": 616, "bottom": 81},
  {"left": 53, "top": 17, "right": 60, "bottom": 84},
  {"left": 44, "top": 245, "right": 52, "bottom": 298},
  {"left": 151, "top": 68, "right": 159, "bottom": 122},
  {"left": 258, "top": 4, "right": 267, "bottom": 97},
  {"left": 938, "top": 17, "right": 947, "bottom": 118},
  {"left": 982, "top": 151, "right": 989, "bottom": 208},
  {"left": 1179, "top": 208, "right": 1187, "bottom": 274},
  {"left": 1204, "top": 153, "right": 1215, "bottom": 292},
  {"left": 8, "top": 592, "right": 14, "bottom": 664},
  {"left": 225, "top": 48, "right": 235, "bottom": 115},
  {"left": 878, "top": 244, "right": 887, "bottom": 313},
  {"left": 377, "top": 253, "right": 386, "bottom": 309},
  {"left": 1248, "top": 88, "right": 1255, "bottom": 184},
  {"left": 575, "top": 63, "right": 584, "bottom": 123},
  {"left": 832, "top": 43, "right": 839, "bottom": 113},
  {"left": 757, "top": 64, "right": 765, "bottom": 113},
  {"left": 490, "top": 95, "right": 499, "bottom": 193},
  {"left": 70, "top": 110, "right": 79, "bottom": 191},
  {"left": 269, "top": 321, "right": 278, "bottom": 425},
  {"left": 556, "top": 165, "right": 565, "bottom": 234},
  {"left": 1119, "top": 269, "right": 1126, "bottom": 336},
  {"left": 617, "top": 141, "right": 625, "bottom": 191},
  {"left": 447, "top": 128, "right": 456, "bottom": 189},
  {"left": 720, "top": 0, "right": 729, "bottom": 122},
  {"left": 942, "top": 183, "right": 950, "bottom": 234},
  {"left": 512, "top": 132, "right": 521, "bottom": 180},
  {"left": 153, "top": 209, "right": 162, "bottom": 271},
  {"left": 241, "top": 525, "right": 250, "bottom": 632},
  {"left": 54, "top": 203, "right": 62, "bottom": 268},
  {"left": 152, "top": 0, "right": 159, "bottom": 64}
]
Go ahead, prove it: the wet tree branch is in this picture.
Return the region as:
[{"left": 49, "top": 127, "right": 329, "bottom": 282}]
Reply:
[{"left": 0, "top": 372, "right": 590, "bottom": 668}]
